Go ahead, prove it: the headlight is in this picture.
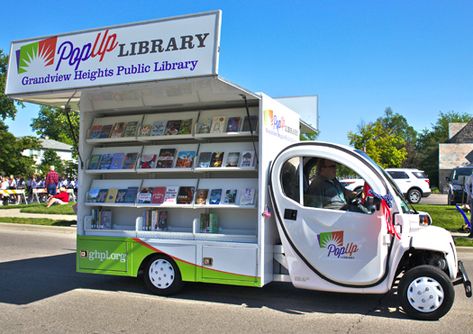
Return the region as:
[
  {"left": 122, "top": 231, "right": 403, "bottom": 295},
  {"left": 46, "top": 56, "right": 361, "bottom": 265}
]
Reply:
[{"left": 419, "top": 213, "right": 432, "bottom": 226}]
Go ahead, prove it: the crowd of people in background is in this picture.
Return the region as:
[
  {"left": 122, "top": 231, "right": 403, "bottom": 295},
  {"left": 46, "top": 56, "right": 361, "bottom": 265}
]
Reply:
[{"left": 0, "top": 166, "right": 77, "bottom": 205}]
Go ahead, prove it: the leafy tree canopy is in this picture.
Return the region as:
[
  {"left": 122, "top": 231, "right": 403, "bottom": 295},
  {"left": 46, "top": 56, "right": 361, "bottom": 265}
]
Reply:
[
  {"left": 0, "top": 121, "right": 40, "bottom": 177},
  {"left": 348, "top": 108, "right": 414, "bottom": 168},
  {"left": 0, "top": 49, "right": 22, "bottom": 120}
]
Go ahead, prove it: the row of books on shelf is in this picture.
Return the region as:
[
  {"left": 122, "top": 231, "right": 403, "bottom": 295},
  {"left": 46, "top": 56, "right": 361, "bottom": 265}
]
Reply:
[
  {"left": 87, "top": 186, "right": 257, "bottom": 206},
  {"left": 91, "top": 208, "right": 219, "bottom": 234},
  {"left": 88, "top": 150, "right": 256, "bottom": 170},
  {"left": 88, "top": 115, "right": 258, "bottom": 139}
]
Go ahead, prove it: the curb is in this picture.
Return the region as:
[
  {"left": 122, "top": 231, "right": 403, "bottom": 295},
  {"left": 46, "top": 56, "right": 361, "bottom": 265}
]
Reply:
[{"left": 0, "top": 222, "right": 76, "bottom": 234}]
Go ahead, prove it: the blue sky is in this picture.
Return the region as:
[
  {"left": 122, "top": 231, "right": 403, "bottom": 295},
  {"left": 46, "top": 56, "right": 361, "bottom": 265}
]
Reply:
[{"left": 2, "top": 0, "right": 472, "bottom": 145}]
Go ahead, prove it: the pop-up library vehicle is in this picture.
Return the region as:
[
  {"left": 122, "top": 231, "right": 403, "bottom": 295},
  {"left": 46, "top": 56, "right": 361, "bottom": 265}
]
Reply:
[
  {"left": 7, "top": 11, "right": 471, "bottom": 321},
  {"left": 6, "top": 11, "right": 311, "bottom": 291}
]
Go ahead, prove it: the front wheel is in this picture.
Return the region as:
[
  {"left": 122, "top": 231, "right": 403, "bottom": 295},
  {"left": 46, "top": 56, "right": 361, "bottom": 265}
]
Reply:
[
  {"left": 399, "top": 265, "right": 454, "bottom": 320},
  {"left": 143, "top": 254, "right": 183, "bottom": 296},
  {"left": 407, "top": 188, "right": 422, "bottom": 204}
]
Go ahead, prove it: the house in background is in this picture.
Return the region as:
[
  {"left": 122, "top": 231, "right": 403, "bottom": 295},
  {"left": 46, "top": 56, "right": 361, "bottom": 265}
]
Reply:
[
  {"left": 22, "top": 137, "right": 73, "bottom": 165},
  {"left": 439, "top": 119, "right": 473, "bottom": 191}
]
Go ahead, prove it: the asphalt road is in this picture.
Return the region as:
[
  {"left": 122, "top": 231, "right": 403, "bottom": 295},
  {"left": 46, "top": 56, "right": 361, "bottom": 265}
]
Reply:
[{"left": 0, "top": 226, "right": 472, "bottom": 334}]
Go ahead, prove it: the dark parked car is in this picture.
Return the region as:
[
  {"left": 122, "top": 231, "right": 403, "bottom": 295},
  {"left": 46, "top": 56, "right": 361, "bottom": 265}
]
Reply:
[{"left": 446, "top": 166, "right": 473, "bottom": 205}]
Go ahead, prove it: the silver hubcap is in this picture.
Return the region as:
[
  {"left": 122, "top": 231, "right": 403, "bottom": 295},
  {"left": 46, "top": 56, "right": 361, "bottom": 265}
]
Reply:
[
  {"left": 149, "top": 259, "right": 175, "bottom": 289},
  {"left": 407, "top": 276, "right": 444, "bottom": 312},
  {"left": 409, "top": 191, "right": 420, "bottom": 203}
]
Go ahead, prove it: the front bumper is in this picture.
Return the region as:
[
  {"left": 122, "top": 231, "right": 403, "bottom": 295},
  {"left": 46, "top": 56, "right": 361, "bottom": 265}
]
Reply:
[{"left": 453, "top": 260, "right": 472, "bottom": 297}]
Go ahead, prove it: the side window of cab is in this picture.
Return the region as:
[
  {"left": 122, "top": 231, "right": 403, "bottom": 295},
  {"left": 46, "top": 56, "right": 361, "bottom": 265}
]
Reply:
[{"left": 302, "top": 156, "right": 374, "bottom": 214}]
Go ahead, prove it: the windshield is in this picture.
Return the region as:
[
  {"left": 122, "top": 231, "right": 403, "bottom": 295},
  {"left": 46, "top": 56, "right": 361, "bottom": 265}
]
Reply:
[
  {"left": 452, "top": 168, "right": 473, "bottom": 181},
  {"left": 354, "top": 149, "right": 411, "bottom": 213}
]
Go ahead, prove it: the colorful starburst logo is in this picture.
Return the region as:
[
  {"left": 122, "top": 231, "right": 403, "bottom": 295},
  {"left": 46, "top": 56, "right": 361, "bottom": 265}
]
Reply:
[
  {"left": 317, "top": 231, "right": 344, "bottom": 248},
  {"left": 15, "top": 36, "right": 58, "bottom": 74}
]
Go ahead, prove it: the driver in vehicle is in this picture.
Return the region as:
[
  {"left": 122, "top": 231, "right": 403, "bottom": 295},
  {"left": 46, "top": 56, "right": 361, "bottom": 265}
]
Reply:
[{"left": 305, "top": 158, "right": 355, "bottom": 209}]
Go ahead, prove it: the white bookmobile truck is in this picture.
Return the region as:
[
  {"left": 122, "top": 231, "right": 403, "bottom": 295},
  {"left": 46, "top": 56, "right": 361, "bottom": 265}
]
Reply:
[{"left": 6, "top": 11, "right": 471, "bottom": 320}]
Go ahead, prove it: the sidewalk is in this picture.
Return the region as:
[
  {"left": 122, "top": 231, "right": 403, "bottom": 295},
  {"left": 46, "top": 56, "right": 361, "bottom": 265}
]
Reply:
[{"left": 0, "top": 208, "right": 77, "bottom": 221}]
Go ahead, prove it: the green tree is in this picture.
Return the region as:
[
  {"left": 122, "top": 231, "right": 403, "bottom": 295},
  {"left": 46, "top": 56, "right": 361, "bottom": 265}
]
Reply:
[
  {"left": 0, "top": 50, "right": 22, "bottom": 120},
  {"left": 348, "top": 108, "right": 414, "bottom": 168},
  {"left": 31, "top": 105, "right": 80, "bottom": 151},
  {"left": 300, "top": 129, "right": 319, "bottom": 141},
  {"left": 0, "top": 121, "right": 40, "bottom": 177},
  {"left": 416, "top": 111, "right": 471, "bottom": 188},
  {"left": 38, "top": 150, "right": 65, "bottom": 177}
]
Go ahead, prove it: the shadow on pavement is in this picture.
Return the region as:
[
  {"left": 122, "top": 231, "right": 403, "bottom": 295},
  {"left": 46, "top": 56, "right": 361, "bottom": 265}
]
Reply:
[{"left": 0, "top": 252, "right": 408, "bottom": 320}]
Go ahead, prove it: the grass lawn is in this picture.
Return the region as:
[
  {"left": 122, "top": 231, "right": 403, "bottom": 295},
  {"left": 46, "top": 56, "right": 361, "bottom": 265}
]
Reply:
[
  {"left": 413, "top": 204, "right": 466, "bottom": 232},
  {"left": 0, "top": 217, "right": 76, "bottom": 226},
  {"left": 19, "top": 202, "right": 76, "bottom": 215}
]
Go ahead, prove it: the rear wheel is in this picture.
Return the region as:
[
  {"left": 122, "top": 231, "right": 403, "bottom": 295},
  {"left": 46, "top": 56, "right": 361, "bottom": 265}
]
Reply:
[
  {"left": 143, "top": 254, "right": 183, "bottom": 296},
  {"left": 399, "top": 265, "right": 454, "bottom": 320},
  {"left": 407, "top": 188, "right": 422, "bottom": 204}
]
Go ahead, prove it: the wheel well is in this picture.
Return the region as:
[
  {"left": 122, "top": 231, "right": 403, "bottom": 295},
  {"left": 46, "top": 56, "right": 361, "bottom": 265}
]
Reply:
[
  {"left": 408, "top": 187, "right": 422, "bottom": 195},
  {"left": 396, "top": 248, "right": 449, "bottom": 278},
  {"left": 137, "top": 252, "right": 163, "bottom": 277}
]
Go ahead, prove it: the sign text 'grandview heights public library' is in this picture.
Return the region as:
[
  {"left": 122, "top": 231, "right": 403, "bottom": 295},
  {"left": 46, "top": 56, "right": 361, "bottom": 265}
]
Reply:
[{"left": 6, "top": 11, "right": 220, "bottom": 95}]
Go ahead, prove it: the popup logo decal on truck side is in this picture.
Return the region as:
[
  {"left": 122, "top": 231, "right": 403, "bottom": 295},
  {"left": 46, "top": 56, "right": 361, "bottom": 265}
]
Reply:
[{"left": 317, "top": 231, "right": 360, "bottom": 259}]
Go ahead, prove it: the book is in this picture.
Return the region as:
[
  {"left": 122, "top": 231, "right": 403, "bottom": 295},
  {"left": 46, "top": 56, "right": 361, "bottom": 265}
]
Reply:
[
  {"left": 210, "top": 116, "right": 226, "bottom": 133},
  {"left": 194, "top": 189, "right": 209, "bottom": 205},
  {"left": 197, "top": 152, "right": 212, "bottom": 168},
  {"left": 200, "top": 213, "right": 210, "bottom": 232},
  {"left": 110, "top": 152, "right": 126, "bottom": 169},
  {"left": 139, "top": 154, "right": 157, "bottom": 169},
  {"left": 223, "top": 189, "right": 238, "bottom": 204},
  {"left": 96, "top": 189, "right": 109, "bottom": 203},
  {"left": 91, "top": 208, "right": 99, "bottom": 228},
  {"left": 124, "top": 187, "right": 139, "bottom": 203},
  {"left": 225, "top": 152, "right": 240, "bottom": 167},
  {"left": 86, "top": 188, "right": 100, "bottom": 202},
  {"left": 240, "top": 151, "right": 255, "bottom": 167},
  {"left": 242, "top": 115, "right": 259, "bottom": 132},
  {"left": 88, "top": 154, "right": 102, "bottom": 169},
  {"left": 89, "top": 125, "right": 103, "bottom": 139},
  {"left": 98, "top": 153, "right": 113, "bottom": 169},
  {"left": 123, "top": 152, "right": 138, "bottom": 169},
  {"left": 150, "top": 120, "right": 167, "bottom": 136},
  {"left": 240, "top": 188, "right": 256, "bottom": 206},
  {"left": 209, "top": 212, "right": 219, "bottom": 233},
  {"left": 137, "top": 187, "right": 153, "bottom": 204},
  {"left": 164, "top": 120, "right": 181, "bottom": 135},
  {"left": 115, "top": 189, "right": 128, "bottom": 203},
  {"left": 209, "top": 188, "right": 222, "bottom": 204},
  {"left": 144, "top": 209, "right": 153, "bottom": 231},
  {"left": 178, "top": 119, "right": 192, "bottom": 135},
  {"left": 123, "top": 121, "right": 139, "bottom": 137},
  {"left": 156, "top": 148, "right": 176, "bottom": 168},
  {"left": 99, "top": 124, "right": 113, "bottom": 138},
  {"left": 140, "top": 124, "right": 152, "bottom": 136},
  {"left": 110, "top": 122, "right": 125, "bottom": 138},
  {"left": 163, "top": 186, "right": 179, "bottom": 204},
  {"left": 105, "top": 188, "right": 118, "bottom": 203},
  {"left": 226, "top": 116, "right": 241, "bottom": 132},
  {"left": 151, "top": 187, "right": 166, "bottom": 204},
  {"left": 100, "top": 209, "right": 112, "bottom": 229},
  {"left": 176, "top": 186, "right": 195, "bottom": 205},
  {"left": 210, "top": 152, "right": 224, "bottom": 167},
  {"left": 196, "top": 119, "right": 212, "bottom": 134},
  {"left": 175, "top": 151, "right": 196, "bottom": 168},
  {"left": 158, "top": 210, "right": 168, "bottom": 230}
]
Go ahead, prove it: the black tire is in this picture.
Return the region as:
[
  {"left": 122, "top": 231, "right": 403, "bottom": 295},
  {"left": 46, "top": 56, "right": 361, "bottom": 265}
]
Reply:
[
  {"left": 399, "top": 265, "right": 454, "bottom": 320},
  {"left": 143, "top": 254, "right": 183, "bottom": 296},
  {"left": 448, "top": 191, "right": 455, "bottom": 205},
  {"left": 407, "top": 188, "right": 422, "bottom": 204}
]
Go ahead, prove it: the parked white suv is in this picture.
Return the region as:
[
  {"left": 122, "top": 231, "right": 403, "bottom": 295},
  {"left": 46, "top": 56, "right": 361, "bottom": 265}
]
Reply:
[
  {"left": 385, "top": 168, "right": 431, "bottom": 204},
  {"left": 340, "top": 169, "right": 431, "bottom": 204}
]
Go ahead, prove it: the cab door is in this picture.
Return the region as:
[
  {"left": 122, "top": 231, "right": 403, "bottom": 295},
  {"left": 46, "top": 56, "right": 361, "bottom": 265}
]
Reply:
[{"left": 270, "top": 143, "right": 392, "bottom": 286}]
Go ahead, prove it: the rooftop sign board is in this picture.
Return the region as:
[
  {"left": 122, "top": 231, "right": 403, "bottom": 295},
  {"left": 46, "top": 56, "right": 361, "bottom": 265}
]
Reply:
[{"left": 5, "top": 11, "right": 221, "bottom": 96}]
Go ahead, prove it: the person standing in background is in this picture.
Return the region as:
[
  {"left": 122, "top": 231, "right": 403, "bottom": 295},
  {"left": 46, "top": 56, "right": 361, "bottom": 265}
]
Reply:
[{"left": 45, "top": 166, "right": 59, "bottom": 195}]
